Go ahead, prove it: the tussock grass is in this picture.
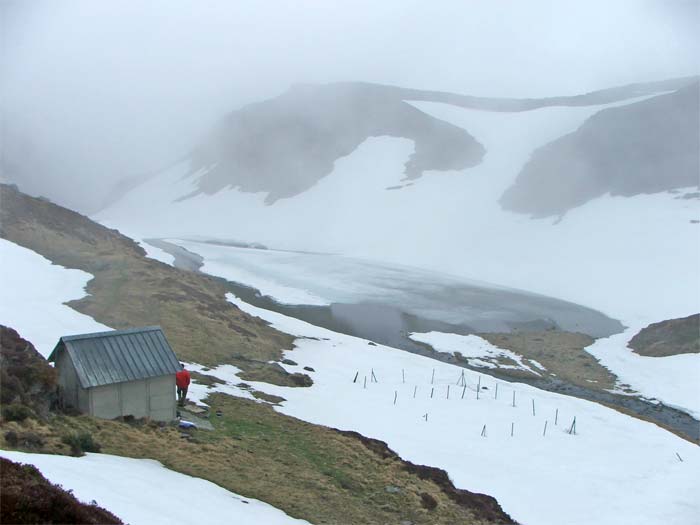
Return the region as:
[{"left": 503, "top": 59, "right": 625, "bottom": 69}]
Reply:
[{"left": 479, "top": 331, "right": 618, "bottom": 392}]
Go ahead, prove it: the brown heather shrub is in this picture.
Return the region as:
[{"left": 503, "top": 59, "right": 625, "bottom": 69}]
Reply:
[{"left": 0, "top": 457, "right": 123, "bottom": 524}]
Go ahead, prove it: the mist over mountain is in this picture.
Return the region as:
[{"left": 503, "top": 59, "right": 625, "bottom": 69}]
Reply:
[
  {"left": 501, "top": 82, "right": 700, "bottom": 217},
  {"left": 187, "top": 83, "right": 485, "bottom": 204},
  {"left": 167, "top": 77, "right": 699, "bottom": 210},
  {"left": 2, "top": 3, "right": 699, "bottom": 525},
  {"left": 2, "top": 1, "right": 698, "bottom": 213}
]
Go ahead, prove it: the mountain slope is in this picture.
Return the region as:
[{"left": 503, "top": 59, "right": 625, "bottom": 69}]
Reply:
[
  {"left": 0, "top": 183, "right": 299, "bottom": 384},
  {"left": 0, "top": 187, "right": 516, "bottom": 524},
  {"left": 187, "top": 82, "right": 485, "bottom": 203},
  {"left": 98, "top": 85, "right": 699, "bottom": 327},
  {"left": 100, "top": 77, "right": 695, "bottom": 208},
  {"left": 501, "top": 83, "right": 700, "bottom": 216}
]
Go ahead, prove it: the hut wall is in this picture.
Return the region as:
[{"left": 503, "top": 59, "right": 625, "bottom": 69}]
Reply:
[
  {"left": 87, "top": 375, "right": 175, "bottom": 421},
  {"left": 147, "top": 375, "right": 176, "bottom": 421},
  {"left": 55, "top": 348, "right": 80, "bottom": 409},
  {"left": 89, "top": 384, "right": 121, "bottom": 419}
]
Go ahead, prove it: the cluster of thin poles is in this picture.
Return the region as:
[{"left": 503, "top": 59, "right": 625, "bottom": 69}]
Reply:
[{"left": 354, "top": 367, "right": 579, "bottom": 438}]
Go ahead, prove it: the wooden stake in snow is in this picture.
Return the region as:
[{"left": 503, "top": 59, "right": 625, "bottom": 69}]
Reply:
[
  {"left": 555, "top": 408, "right": 559, "bottom": 425},
  {"left": 477, "top": 376, "right": 481, "bottom": 400},
  {"left": 413, "top": 385, "right": 418, "bottom": 398},
  {"left": 512, "top": 391, "right": 516, "bottom": 407},
  {"left": 402, "top": 369, "right": 405, "bottom": 383},
  {"left": 393, "top": 390, "right": 397, "bottom": 405},
  {"left": 543, "top": 420, "right": 548, "bottom": 437},
  {"left": 446, "top": 385, "right": 450, "bottom": 399},
  {"left": 461, "top": 384, "right": 467, "bottom": 399},
  {"left": 568, "top": 417, "right": 577, "bottom": 435},
  {"left": 457, "top": 370, "right": 466, "bottom": 387},
  {"left": 353, "top": 371, "right": 359, "bottom": 383},
  {"left": 363, "top": 376, "right": 367, "bottom": 389},
  {"left": 431, "top": 368, "right": 435, "bottom": 385},
  {"left": 532, "top": 399, "right": 536, "bottom": 416},
  {"left": 430, "top": 387, "right": 434, "bottom": 399},
  {"left": 495, "top": 383, "right": 498, "bottom": 400},
  {"left": 423, "top": 413, "right": 428, "bottom": 422},
  {"left": 676, "top": 452, "right": 683, "bottom": 462},
  {"left": 371, "top": 368, "right": 378, "bottom": 383},
  {"left": 511, "top": 422, "right": 514, "bottom": 437},
  {"left": 481, "top": 425, "right": 487, "bottom": 437}
]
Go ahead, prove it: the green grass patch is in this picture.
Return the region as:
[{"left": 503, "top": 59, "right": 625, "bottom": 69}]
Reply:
[{"left": 1, "top": 393, "right": 509, "bottom": 524}]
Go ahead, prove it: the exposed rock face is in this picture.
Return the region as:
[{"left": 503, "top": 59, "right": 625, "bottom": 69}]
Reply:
[
  {"left": 0, "top": 326, "right": 57, "bottom": 419},
  {"left": 628, "top": 314, "right": 700, "bottom": 357},
  {"left": 185, "top": 82, "right": 485, "bottom": 203},
  {"left": 500, "top": 83, "right": 700, "bottom": 217}
]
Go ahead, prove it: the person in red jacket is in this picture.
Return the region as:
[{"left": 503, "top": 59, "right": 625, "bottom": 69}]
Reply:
[{"left": 176, "top": 363, "right": 191, "bottom": 407}]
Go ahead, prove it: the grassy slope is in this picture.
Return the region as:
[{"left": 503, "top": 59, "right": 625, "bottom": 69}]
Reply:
[
  {"left": 0, "top": 184, "right": 513, "bottom": 523},
  {"left": 628, "top": 314, "right": 700, "bottom": 357},
  {"left": 0, "top": 184, "right": 303, "bottom": 385},
  {"left": 478, "top": 331, "right": 620, "bottom": 392},
  {"left": 0, "top": 395, "right": 512, "bottom": 525}
]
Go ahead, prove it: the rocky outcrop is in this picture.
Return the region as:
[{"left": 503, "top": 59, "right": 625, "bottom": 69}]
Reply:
[{"left": 628, "top": 314, "right": 700, "bottom": 357}]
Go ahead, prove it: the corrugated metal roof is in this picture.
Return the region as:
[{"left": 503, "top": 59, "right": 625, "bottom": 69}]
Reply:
[{"left": 48, "top": 326, "right": 181, "bottom": 389}]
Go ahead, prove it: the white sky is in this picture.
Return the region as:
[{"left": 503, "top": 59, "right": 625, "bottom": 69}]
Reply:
[{"left": 1, "top": 0, "right": 698, "bottom": 211}]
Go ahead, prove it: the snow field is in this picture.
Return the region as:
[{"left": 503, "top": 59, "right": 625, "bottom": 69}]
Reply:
[
  {"left": 162, "top": 235, "right": 700, "bottom": 419},
  {"left": 0, "top": 239, "right": 110, "bottom": 356},
  {"left": 218, "top": 294, "right": 700, "bottom": 525},
  {"left": 176, "top": 240, "right": 330, "bottom": 306},
  {"left": 0, "top": 450, "right": 309, "bottom": 525},
  {"left": 96, "top": 96, "right": 699, "bottom": 327},
  {"left": 97, "top": 98, "right": 699, "bottom": 417}
]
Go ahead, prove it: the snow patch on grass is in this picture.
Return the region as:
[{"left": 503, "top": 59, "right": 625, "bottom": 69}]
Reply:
[{"left": 410, "top": 331, "right": 541, "bottom": 375}]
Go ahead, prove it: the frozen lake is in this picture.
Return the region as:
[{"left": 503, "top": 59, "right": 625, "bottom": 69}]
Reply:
[{"left": 152, "top": 239, "right": 624, "bottom": 339}]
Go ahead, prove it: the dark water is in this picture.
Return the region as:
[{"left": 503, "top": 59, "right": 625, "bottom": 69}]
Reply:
[{"left": 147, "top": 239, "right": 700, "bottom": 443}]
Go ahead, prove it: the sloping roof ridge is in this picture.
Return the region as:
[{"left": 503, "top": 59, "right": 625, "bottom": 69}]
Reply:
[{"left": 60, "top": 326, "right": 162, "bottom": 343}]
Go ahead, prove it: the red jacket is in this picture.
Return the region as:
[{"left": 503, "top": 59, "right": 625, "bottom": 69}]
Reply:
[{"left": 176, "top": 369, "right": 191, "bottom": 388}]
